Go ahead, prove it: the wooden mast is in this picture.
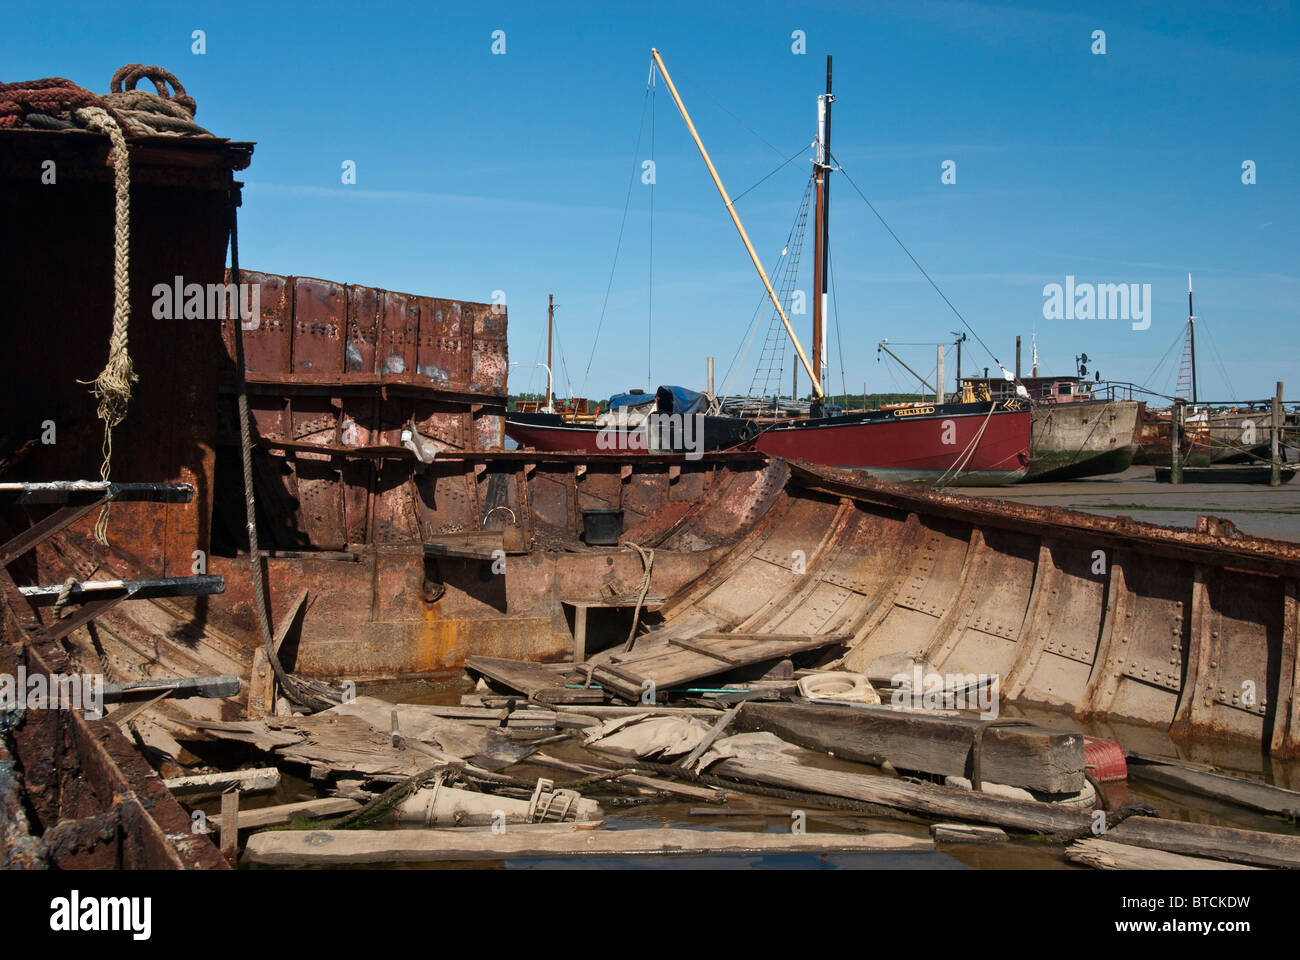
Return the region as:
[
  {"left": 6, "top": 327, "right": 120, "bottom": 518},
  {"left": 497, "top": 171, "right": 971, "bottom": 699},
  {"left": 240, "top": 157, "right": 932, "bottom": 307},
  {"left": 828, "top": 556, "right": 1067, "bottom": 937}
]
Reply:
[
  {"left": 650, "top": 48, "right": 824, "bottom": 400},
  {"left": 1188, "top": 274, "right": 1197, "bottom": 404},
  {"left": 546, "top": 293, "right": 554, "bottom": 413}
]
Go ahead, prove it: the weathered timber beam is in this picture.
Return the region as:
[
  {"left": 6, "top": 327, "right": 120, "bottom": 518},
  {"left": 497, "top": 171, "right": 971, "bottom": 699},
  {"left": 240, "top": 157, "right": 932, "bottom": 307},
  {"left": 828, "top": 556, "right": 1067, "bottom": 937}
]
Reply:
[
  {"left": 242, "top": 827, "right": 933, "bottom": 866},
  {"left": 1067, "top": 837, "right": 1260, "bottom": 871},
  {"left": 164, "top": 768, "right": 280, "bottom": 798},
  {"left": 712, "top": 758, "right": 1094, "bottom": 835},
  {"left": 103, "top": 675, "right": 241, "bottom": 704}
]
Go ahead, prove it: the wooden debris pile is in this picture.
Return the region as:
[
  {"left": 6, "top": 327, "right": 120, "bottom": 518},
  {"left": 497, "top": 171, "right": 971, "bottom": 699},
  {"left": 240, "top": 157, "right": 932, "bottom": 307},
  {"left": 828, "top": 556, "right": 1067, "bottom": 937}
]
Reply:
[{"left": 107, "top": 624, "right": 1300, "bottom": 870}]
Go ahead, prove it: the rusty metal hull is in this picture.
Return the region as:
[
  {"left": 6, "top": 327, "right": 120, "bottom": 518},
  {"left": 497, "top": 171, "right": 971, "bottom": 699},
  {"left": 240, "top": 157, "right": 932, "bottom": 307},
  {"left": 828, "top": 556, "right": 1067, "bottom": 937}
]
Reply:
[{"left": 34, "top": 452, "right": 1300, "bottom": 760}]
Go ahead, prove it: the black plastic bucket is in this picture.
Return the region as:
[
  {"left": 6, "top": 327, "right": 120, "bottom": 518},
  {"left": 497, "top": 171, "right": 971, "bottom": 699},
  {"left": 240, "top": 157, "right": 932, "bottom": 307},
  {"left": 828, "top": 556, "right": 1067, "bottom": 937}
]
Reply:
[{"left": 581, "top": 508, "right": 624, "bottom": 545}]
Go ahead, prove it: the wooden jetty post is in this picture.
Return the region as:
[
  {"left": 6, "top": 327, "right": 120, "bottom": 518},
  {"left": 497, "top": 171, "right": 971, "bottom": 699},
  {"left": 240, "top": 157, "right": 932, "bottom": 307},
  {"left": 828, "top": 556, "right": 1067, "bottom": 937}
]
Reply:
[{"left": 1272, "top": 381, "right": 1284, "bottom": 487}]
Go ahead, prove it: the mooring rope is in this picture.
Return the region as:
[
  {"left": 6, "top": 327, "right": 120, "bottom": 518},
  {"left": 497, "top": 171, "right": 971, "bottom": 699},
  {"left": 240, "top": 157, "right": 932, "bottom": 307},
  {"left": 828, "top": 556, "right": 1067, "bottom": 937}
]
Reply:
[{"left": 934, "top": 403, "right": 998, "bottom": 488}]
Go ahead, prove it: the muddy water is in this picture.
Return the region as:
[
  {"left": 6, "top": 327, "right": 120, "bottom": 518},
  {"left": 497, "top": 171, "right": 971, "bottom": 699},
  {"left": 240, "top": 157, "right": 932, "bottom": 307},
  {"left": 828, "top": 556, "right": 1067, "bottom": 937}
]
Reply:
[
  {"left": 221, "top": 673, "right": 1295, "bottom": 870},
  {"left": 951, "top": 466, "right": 1300, "bottom": 542}
]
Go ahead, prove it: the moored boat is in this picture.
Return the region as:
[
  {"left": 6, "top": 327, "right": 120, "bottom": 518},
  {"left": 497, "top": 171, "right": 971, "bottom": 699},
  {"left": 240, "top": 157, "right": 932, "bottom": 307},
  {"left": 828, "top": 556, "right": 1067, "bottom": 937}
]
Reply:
[
  {"left": 961, "top": 372, "right": 1142, "bottom": 481},
  {"left": 752, "top": 399, "right": 1031, "bottom": 485}
]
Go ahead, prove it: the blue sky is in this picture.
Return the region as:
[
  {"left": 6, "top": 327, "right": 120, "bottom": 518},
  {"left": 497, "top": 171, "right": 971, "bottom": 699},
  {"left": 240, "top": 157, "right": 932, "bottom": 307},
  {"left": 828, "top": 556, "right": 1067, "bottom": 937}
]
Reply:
[{"left": 8, "top": 1, "right": 1297, "bottom": 403}]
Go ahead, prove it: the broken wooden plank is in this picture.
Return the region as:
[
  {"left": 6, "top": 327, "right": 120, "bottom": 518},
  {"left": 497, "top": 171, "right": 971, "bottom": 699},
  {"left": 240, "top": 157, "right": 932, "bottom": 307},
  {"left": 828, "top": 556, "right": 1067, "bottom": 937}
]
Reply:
[
  {"left": 243, "top": 826, "right": 933, "bottom": 865},
  {"left": 667, "top": 637, "right": 746, "bottom": 665},
  {"left": 423, "top": 532, "right": 505, "bottom": 560},
  {"left": 1103, "top": 816, "right": 1300, "bottom": 869},
  {"left": 1066, "top": 837, "right": 1261, "bottom": 871},
  {"left": 1127, "top": 753, "right": 1300, "bottom": 819},
  {"left": 173, "top": 718, "right": 306, "bottom": 753},
  {"left": 465, "top": 656, "right": 604, "bottom": 705},
  {"left": 210, "top": 798, "right": 362, "bottom": 830},
  {"left": 219, "top": 791, "right": 239, "bottom": 864},
  {"left": 712, "top": 758, "right": 1094, "bottom": 835},
  {"left": 164, "top": 768, "right": 280, "bottom": 798},
  {"left": 931, "top": 823, "right": 1008, "bottom": 844},
  {"left": 694, "top": 632, "right": 854, "bottom": 644},
  {"left": 463, "top": 697, "right": 723, "bottom": 719},
  {"left": 360, "top": 701, "right": 568, "bottom": 727},
  {"left": 734, "top": 702, "right": 1085, "bottom": 794},
  {"left": 591, "top": 632, "right": 847, "bottom": 702},
  {"left": 676, "top": 706, "right": 739, "bottom": 770}
]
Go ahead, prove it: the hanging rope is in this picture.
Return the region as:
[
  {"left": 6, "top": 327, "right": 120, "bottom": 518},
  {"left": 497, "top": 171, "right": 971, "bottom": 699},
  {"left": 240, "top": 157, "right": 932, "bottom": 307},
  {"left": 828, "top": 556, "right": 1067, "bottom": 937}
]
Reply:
[
  {"left": 3, "top": 68, "right": 216, "bottom": 545},
  {"left": 71, "top": 106, "right": 137, "bottom": 544},
  {"left": 622, "top": 542, "right": 655, "bottom": 653}
]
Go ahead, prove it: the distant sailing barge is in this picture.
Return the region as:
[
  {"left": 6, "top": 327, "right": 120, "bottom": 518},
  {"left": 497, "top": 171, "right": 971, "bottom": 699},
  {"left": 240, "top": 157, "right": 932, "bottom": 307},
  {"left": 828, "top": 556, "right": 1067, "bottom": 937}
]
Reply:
[{"left": 508, "top": 50, "right": 1031, "bottom": 485}]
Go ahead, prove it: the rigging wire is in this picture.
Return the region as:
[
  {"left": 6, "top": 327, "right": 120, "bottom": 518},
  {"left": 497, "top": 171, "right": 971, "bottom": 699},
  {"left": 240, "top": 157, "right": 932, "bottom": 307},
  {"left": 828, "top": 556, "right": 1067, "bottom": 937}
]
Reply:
[
  {"left": 747, "top": 174, "right": 814, "bottom": 399},
  {"left": 677, "top": 69, "right": 790, "bottom": 160},
  {"left": 1196, "top": 308, "right": 1238, "bottom": 400},
  {"left": 732, "top": 140, "right": 815, "bottom": 206},
  {"left": 719, "top": 284, "right": 779, "bottom": 404},
  {"left": 581, "top": 64, "right": 654, "bottom": 397},
  {"left": 1141, "top": 323, "right": 1189, "bottom": 396},
  {"left": 829, "top": 243, "right": 848, "bottom": 408},
  {"left": 551, "top": 310, "right": 576, "bottom": 400},
  {"left": 831, "top": 151, "right": 1009, "bottom": 376}
]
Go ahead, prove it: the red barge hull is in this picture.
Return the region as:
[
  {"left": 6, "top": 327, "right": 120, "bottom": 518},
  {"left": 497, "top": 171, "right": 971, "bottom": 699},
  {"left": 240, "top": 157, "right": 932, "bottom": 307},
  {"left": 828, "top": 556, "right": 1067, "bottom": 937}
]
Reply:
[{"left": 753, "top": 402, "right": 1031, "bottom": 485}]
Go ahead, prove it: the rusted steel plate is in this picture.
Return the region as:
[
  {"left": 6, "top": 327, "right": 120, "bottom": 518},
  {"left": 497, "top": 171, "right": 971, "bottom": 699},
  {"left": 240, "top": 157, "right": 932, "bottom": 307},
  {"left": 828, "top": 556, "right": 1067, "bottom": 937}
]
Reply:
[{"left": 3, "top": 132, "right": 242, "bottom": 579}]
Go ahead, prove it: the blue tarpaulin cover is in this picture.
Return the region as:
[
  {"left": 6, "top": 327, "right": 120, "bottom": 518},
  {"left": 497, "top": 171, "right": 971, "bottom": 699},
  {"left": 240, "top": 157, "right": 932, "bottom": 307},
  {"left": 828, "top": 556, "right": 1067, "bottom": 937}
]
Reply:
[{"left": 606, "top": 386, "right": 709, "bottom": 415}]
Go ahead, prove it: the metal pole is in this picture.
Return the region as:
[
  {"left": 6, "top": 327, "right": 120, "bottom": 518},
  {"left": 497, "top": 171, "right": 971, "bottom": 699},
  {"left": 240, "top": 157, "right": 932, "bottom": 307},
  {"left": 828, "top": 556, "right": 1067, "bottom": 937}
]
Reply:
[
  {"left": 936, "top": 345, "right": 945, "bottom": 405},
  {"left": 878, "top": 342, "right": 934, "bottom": 394},
  {"left": 1272, "top": 381, "right": 1283, "bottom": 487},
  {"left": 1171, "top": 400, "right": 1184, "bottom": 485},
  {"left": 651, "top": 48, "right": 823, "bottom": 399},
  {"left": 707, "top": 356, "right": 714, "bottom": 396}
]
